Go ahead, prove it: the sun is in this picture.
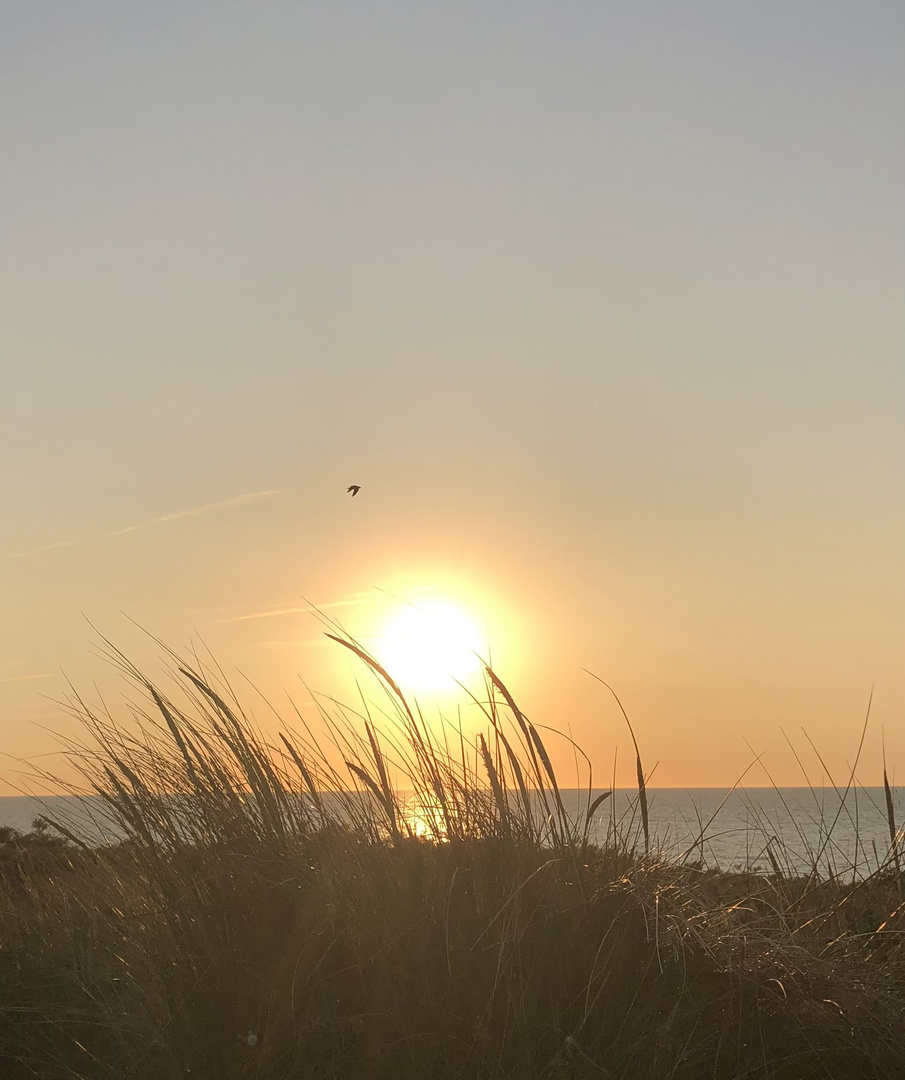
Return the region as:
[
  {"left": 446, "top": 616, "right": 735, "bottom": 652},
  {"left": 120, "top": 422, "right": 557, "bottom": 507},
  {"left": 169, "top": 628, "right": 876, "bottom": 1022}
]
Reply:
[{"left": 374, "top": 599, "right": 485, "bottom": 694}]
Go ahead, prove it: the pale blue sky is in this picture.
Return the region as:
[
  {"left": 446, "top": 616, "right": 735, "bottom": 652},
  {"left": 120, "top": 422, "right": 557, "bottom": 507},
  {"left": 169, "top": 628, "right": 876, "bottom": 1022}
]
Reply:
[{"left": 1, "top": 2, "right": 902, "bottom": 788}]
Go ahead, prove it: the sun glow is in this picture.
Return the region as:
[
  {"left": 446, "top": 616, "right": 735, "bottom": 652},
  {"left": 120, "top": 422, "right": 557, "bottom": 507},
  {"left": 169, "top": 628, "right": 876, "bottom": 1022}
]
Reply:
[{"left": 374, "top": 599, "right": 485, "bottom": 695}]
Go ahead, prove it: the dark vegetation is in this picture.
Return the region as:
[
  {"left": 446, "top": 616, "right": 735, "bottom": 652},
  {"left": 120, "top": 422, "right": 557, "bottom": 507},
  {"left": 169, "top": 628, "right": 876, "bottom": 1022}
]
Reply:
[{"left": 1, "top": 634, "right": 904, "bottom": 1079}]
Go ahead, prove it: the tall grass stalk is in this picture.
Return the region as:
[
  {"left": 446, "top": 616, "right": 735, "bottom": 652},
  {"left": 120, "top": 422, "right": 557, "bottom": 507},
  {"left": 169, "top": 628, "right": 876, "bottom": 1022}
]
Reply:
[{"left": 584, "top": 670, "right": 649, "bottom": 853}]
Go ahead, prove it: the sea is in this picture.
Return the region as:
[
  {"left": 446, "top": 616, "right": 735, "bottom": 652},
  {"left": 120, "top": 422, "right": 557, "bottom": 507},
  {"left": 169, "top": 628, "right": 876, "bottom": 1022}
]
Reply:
[{"left": 3, "top": 788, "right": 903, "bottom": 879}]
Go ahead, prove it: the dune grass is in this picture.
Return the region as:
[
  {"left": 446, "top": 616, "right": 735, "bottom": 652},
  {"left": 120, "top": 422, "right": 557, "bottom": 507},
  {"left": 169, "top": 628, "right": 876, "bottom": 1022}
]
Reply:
[{"left": 1, "top": 633, "right": 904, "bottom": 1079}]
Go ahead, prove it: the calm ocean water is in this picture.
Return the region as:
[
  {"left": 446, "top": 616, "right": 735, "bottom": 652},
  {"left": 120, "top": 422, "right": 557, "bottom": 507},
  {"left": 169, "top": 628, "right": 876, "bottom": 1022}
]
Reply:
[{"left": 3, "top": 788, "right": 903, "bottom": 878}]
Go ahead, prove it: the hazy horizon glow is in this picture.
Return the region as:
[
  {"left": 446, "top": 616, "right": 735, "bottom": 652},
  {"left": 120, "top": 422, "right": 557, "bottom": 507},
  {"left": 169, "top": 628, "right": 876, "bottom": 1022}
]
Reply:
[{"left": 1, "top": 2, "right": 902, "bottom": 793}]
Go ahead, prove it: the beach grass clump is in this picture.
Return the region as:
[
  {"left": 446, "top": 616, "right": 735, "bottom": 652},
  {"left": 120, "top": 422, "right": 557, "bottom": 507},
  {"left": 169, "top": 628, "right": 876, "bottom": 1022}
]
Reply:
[{"left": 1, "top": 634, "right": 904, "bottom": 1079}]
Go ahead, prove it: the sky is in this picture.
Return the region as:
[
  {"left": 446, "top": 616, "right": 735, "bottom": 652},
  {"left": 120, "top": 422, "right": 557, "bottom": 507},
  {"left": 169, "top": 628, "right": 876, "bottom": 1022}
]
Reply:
[{"left": 1, "top": 1, "right": 903, "bottom": 792}]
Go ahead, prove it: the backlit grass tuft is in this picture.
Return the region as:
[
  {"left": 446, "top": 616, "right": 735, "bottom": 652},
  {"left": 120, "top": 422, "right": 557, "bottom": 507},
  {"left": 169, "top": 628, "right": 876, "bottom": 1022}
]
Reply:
[{"left": 1, "top": 633, "right": 904, "bottom": 1079}]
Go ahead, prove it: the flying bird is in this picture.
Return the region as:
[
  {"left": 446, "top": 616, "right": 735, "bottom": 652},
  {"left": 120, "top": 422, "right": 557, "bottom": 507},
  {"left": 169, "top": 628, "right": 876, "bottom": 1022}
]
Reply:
[{"left": 347, "top": 485, "right": 361, "bottom": 496}]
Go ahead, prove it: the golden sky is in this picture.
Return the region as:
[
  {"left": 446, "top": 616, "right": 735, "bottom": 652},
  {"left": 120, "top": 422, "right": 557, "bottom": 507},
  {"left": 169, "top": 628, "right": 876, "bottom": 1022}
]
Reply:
[{"left": 1, "top": 3, "right": 903, "bottom": 792}]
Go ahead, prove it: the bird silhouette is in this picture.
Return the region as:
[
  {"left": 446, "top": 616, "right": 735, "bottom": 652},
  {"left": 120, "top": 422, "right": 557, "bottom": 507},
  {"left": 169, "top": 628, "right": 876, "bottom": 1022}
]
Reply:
[{"left": 347, "top": 485, "right": 361, "bottom": 496}]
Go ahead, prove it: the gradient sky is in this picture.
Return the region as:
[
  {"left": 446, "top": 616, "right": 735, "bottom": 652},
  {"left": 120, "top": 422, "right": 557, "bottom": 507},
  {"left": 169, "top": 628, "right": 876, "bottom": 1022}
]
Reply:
[{"left": 2, "top": 2, "right": 903, "bottom": 793}]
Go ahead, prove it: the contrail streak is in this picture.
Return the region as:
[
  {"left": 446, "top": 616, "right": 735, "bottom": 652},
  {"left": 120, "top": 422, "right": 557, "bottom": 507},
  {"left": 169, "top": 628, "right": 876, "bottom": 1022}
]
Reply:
[
  {"left": 151, "top": 490, "right": 281, "bottom": 524},
  {"left": 205, "top": 592, "right": 379, "bottom": 625},
  {"left": 4, "top": 490, "right": 281, "bottom": 559},
  {"left": 5, "top": 541, "right": 75, "bottom": 560}
]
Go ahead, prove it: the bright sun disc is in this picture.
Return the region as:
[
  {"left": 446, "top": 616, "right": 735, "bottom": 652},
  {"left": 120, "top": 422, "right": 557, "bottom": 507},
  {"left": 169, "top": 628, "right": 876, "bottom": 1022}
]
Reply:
[{"left": 375, "top": 600, "right": 484, "bottom": 694}]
